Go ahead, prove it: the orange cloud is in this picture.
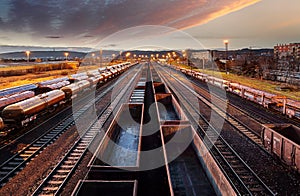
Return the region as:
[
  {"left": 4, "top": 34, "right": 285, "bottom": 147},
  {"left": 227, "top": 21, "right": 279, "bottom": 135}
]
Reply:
[
  {"left": 166, "top": 0, "right": 262, "bottom": 29},
  {"left": 270, "top": 18, "right": 300, "bottom": 30},
  {"left": 91, "top": 0, "right": 262, "bottom": 37}
]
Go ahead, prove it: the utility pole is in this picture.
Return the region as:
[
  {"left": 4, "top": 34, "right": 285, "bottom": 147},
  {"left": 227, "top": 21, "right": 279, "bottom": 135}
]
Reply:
[{"left": 99, "top": 49, "right": 103, "bottom": 68}]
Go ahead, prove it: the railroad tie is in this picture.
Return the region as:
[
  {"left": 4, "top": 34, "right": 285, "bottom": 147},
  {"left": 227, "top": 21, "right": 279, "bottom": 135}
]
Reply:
[
  {"left": 249, "top": 187, "right": 266, "bottom": 192},
  {"left": 42, "top": 186, "right": 59, "bottom": 191},
  {"left": 48, "top": 180, "right": 64, "bottom": 185},
  {"left": 53, "top": 174, "right": 67, "bottom": 178}
]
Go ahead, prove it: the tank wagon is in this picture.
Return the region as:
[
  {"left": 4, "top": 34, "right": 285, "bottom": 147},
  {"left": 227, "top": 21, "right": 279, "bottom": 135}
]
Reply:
[
  {"left": 0, "top": 117, "right": 4, "bottom": 130},
  {"left": 2, "top": 90, "right": 65, "bottom": 126},
  {"left": 61, "top": 80, "right": 91, "bottom": 99},
  {"left": 0, "top": 91, "right": 35, "bottom": 111},
  {"left": 37, "top": 77, "right": 70, "bottom": 93},
  {"left": 0, "top": 84, "right": 37, "bottom": 98},
  {"left": 0, "top": 62, "right": 135, "bottom": 134}
]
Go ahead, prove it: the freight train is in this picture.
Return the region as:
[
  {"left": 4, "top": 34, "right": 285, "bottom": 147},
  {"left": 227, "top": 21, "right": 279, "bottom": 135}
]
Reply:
[
  {"left": 171, "top": 65, "right": 300, "bottom": 120},
  {"left": 0, "top": 62, "right": 133, "bottom": 135}
]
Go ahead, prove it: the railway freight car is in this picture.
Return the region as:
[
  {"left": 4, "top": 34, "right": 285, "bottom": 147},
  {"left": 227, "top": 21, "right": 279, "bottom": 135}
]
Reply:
[
  {"left": 228, "top": 83, "right": 276, "bottom": 107},
  {"left": 2, "top": 90, "right": 65, "bottom": 126},
  {"left": 101, "top": 71, "right": 112, "bottom": 80},
  {"left": 0, "top": 91, "right": 35, "bottom": 111},
  {"left": 194, "top": 72, "right": 208, "bottom": 82},
  {"left": 38, "top": 77, "right": 69, "bottom": 88},
  {"left": 106, "top": 66, "right": 118, "bottom": 77},
  {"left": 87, "top": 70, "right": 101, "bottom": 78},
  {"left": 207, "top": 76, "right": 229, "bottom": 89},
  {"left": 87, "top": 77, "right": 101, "bottom": 88},
  {"left": 37, "top": 77, "right": 70, "bottom": 93},
  {"left": 286, "top": 100, "right": 300, "bottom": 118},
  {"left": 115, "top": 65, "right": 123, "bottom": 75},
  {"left": 61, "top": 80, "right": 91, "bottom": 99},
  {"left": 262, "top": 124, "right": 300, "bottom": 173},
  {"left": 173, "top": 64, "right": 300, "bottom": 120},
  {"left": 0, "top": 84, "right": 37, "bottom": 98},
  {"left": 98, "top": 67, "right": 106, "bottom": 74},
  {"left": 0, "top": 61, "right": 136, "bottom": 134},
  {"left": 69, "top": 73, "right": 89, "bottom": 83},
  {"left": 0, "top": 117, "right": 4, "bottom": 130}
]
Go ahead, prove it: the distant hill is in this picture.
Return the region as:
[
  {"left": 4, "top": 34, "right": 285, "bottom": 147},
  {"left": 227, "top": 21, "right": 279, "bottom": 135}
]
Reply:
[
  {"left": 0, "top": 51, "right": 87, "bottom": 60},
  {"left": 0, "top": 45, "right": 93, "bottom": 54},
  {"left": 0, "top": 50, "right": 124, "bottom": 61}
]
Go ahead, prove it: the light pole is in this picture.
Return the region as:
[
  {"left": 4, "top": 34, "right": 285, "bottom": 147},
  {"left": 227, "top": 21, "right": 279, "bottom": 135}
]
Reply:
[
  {"left": 224, "top": 40, "right": 229, "bottom": 59},
  {"left": 182, "top": 51, "right": 186, "bottom": 67},
  {"left": 91, "top": 53, "right": 95, "bottom": 65},
  {"left": 182, "top": 50, "right": 186, "bottom": 62},
  {"left": 182, "top": 50, "right": 191, "bottom": 73},
  {"left": 64, "top": 52, "right": 69, "bottom": 61},
  {"left": 224, "top": 40, "right": 229, "bottom": 74},
  {"left": 119, "top": 51, "right": 122, "bottom": 61},
  {"left": 25, "top": 51, "right": 30, "bottom": 63},
  {"left": 112, "top": 54, "right": 116, "bottom": 63}
]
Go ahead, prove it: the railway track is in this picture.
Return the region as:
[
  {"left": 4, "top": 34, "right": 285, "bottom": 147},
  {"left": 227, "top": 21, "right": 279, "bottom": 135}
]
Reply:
[
  {"left": 0, "top": 104, "right": 74, "bottom": 149},
  {"left": 31, "top": 64, "right": 144, "bottom": 196},
  {"left": 0, "top": 65, "right": 140, "bottom": 188},
  {"left": 165, "top": 66, "right": 266, "bottom": 150},
  {"left": 155, "top": 65, "right": 276, "bottom": 195},
  {"left": 227, "top": 96, "right": 281, "bottom": 124}
]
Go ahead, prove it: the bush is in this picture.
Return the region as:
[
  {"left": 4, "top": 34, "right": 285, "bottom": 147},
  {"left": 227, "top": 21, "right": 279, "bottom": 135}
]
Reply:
[{"left": 61, "top": 71, "right": 69, "bottom": 75}]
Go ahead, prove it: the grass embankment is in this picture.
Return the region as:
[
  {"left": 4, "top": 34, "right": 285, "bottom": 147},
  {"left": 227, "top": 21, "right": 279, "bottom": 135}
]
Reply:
[{"left": 174, "top": 63, "right": 300, "bottom": 101}]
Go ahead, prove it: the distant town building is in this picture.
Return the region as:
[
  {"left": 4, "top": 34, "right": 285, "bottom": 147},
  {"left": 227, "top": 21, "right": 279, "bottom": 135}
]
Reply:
[
  {"left": 190, "top": 50, "right": 213, "bottom": 69},
  {"left": 191, "top": 50, "right": 211, "bottom": 61},
  {"left": 274, "top": 43, "right": 300, "bottom": 59}
]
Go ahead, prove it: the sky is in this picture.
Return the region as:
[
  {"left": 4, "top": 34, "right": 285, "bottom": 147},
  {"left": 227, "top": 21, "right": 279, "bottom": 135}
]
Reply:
[{"left": 0, "top": 0, "right": 299, "bottom": 50}]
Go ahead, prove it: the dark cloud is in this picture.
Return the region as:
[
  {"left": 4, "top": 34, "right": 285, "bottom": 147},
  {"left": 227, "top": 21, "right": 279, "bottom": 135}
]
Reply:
[
  {"left": 0, "top": 36, "right": 10, "bottom": 41},
  {"left": 45, "top": 35, "right": 62, "bottom": 39},
  {"left": 0, "top": 0, "right": 259, "bottom": 46},
  {"left": 83, "top": 35, "right": 94, "bottom": 38},
  {"left": 102, "top": 44, "right": 117, "bottom": 48}
]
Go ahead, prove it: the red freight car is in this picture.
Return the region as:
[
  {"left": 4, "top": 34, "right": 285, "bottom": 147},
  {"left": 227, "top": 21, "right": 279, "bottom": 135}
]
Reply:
[{"left": 262, "top": 124, "right": 300, "bottom": 173}]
